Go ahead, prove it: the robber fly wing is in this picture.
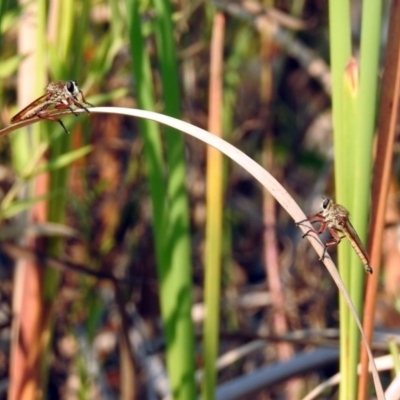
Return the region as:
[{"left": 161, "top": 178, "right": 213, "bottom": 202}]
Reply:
[
  {"left": 11, "top": 92, "right": 51, "bottom": 122},
  {"left": 342, "top": 219, "right": 370, "bottom": 260}
]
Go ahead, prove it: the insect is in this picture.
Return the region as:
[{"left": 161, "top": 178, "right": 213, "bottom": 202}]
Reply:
[
  {"left": 11, "top": 80, "right": 93, "bottom": 134},
  {"left": 297, "top": 198, "right": 373, "bottom": 274}
]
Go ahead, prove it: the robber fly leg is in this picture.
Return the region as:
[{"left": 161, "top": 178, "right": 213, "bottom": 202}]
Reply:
[
  {"left": 302, "top": 228, "right": 316, "bottom": 239},
  {"left": 299, "top": 224, "right": 329, "bottom": 260},
  {"left": 57, "top": 119, "right": 70, "bottom": 134},
  {"left": 318, "top": 229, "right": 344, "bottom": 261},
  {"left": 301, "top": 219, "right": 327, "bottom": 238},
  {"left": 69, "top": 107, "right": 79, "bottom": 117},
  {"left": 78, "top": 90, "right": 94, "bottom": 107},
  {"left": 70, "top": 95, "right": 92, "bottom": 114},
  {"left": 36, "top": 111, "right": 70, "bottom": 134},
  {"left": 320, "top": 246, "right": 328, "bottom": 261},
  {"left": 296, "top": 213, "right": 325, "bottom": 229},
  {"left": 297, "top": 213, "right": 335, "bottom": 258},
  {"left": 326, "top": 229, "right": 343, "bottom": 247},
  {"left": 79, "top": 104, "right": 91, "bottom": 113},
  {"left": 296, "top": 217, "right": 312, "bottom": 227},
  {"left": 54, "top": 103, "right": 79, "bottom": 117}
]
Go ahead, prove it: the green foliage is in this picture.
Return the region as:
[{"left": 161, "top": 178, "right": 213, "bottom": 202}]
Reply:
[
  {"left": 125, "top": 0, "right": 196, "bottom": 398},
  {"left": 0, "top": 54, "right": 24, "bottom": 78},
  {"left": 329, "top": 1, "right": 382, "bottom": 398}
]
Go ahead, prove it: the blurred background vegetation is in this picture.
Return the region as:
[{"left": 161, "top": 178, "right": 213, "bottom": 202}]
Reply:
[{"left": 0, "top": 0, "right": 398, "bottom": 399}]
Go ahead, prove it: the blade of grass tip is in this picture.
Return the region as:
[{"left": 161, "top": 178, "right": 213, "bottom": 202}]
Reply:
[
  {"left": 1, "top": 108, "right": 386, "bottom": 398},
  {"left": 360, "top": 0, "right": 400, "bottom": 397},
  {"left": 202, "top": 11, "right": 225, "bottom": 400}
]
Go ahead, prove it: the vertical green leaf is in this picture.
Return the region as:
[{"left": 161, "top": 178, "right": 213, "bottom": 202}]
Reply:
[
  {"left": 153, "top": 0, "right": 196, "bottom": 399},
  {"left": 328, "top": 1, "right": 354, "bottom": 398},
  {"left": 126, "top": 1, "right": 196, "bottom": 398},
  {"left": 330, "top": 1, "right": 382, "bottom": 398}
]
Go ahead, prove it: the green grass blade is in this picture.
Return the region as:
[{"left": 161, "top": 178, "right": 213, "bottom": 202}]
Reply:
[
  {"left": 328, "top": 1, "right": 354, "bottom": 398},
  {"left": 153, "top": 0, "right": 196, "bottom": 398},
  {"left": 329, "top": 0, "right": 351, "bottom": 202},
  {"left": 32, "top": 145, "right": 92, "bottom": 177},
  {"left": 125, "top": 0, "right": 165, "bottom": 233},
  {"left": 330, "top": 1, "right": 382, "bottom": 398},
  {"left": 351, "top": 3, "right": 382, "bottom": 397},
  {"left": 125, "top": 2, "right": 182, "bottom": 396},
  {"left": 203, "top": 143, "right": 223, "bottom": 400},
  {"left": 201, "top": 11, "right": 225, "bottom": 400},
  {"left": 340, "top": 59, "right": 361, "bottom": 398},
  {"left": 1, "top": 190, "right": 64, "bottom": 219}
]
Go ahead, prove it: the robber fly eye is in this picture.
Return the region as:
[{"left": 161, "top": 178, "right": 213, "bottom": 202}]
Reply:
[
  {"left": 66, "top": 80, "right": 79, "bottom": 95},
  {"left": 66, "top": 80, "right": 74, "bottom": 93},
  {"left": 322, "top": 198, "right": 331, "bottom": 209}
]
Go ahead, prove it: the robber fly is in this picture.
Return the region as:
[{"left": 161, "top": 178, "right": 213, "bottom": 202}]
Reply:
[
  {"left": 297, "top": 198, "right": 373, "bottom": 274},
  {"left": 11, "top": 80, "right": 93, "bottom": 134}
]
